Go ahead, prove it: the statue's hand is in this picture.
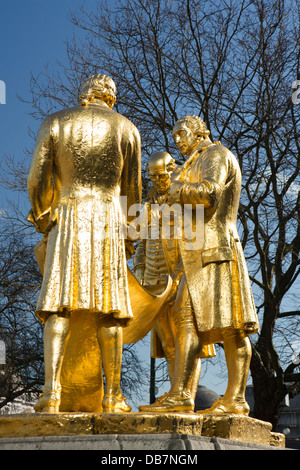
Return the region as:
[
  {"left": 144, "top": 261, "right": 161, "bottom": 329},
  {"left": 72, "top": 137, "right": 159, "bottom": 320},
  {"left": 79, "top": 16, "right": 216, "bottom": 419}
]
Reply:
[
  {"left": 167, "top": 269, "right": 183, "bottom": 302},
  {"left": 27, "top": 209, "right": 50, "bottom": 234},
  {"left": 168, "top": 181, "right": 184, "bottom": 205}
]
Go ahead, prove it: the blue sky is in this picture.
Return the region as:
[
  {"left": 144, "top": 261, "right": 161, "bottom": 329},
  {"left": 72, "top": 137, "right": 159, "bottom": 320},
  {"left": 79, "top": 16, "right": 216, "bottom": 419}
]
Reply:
[
  {"left": 0, "top": 0, "right": 228, "bottom": 401},
  {"left": 0, "top": 0, "right": 85, "bottom": 165},
  {"left": 1, "top": 1, "right": 299, "bottom": 410}
]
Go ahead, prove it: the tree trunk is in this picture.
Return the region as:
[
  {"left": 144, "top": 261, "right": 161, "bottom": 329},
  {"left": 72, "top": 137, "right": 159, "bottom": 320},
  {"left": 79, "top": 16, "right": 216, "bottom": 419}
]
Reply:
[{"left": 250, "top": 343, "right": 287, "bottom": 429}]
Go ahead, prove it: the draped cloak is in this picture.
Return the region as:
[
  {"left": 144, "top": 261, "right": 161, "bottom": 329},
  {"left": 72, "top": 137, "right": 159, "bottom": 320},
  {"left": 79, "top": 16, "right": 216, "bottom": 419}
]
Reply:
[
  {"left": 170, "top": 142, "right": 259, "bottom": 345},
  {"left": 27, "top": 102, "right": 142, "bottom": 323}
]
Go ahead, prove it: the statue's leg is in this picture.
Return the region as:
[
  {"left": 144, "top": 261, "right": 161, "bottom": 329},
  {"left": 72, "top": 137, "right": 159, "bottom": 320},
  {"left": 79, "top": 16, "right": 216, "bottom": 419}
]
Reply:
[
  {"left": 96, "top": 314, "right": 131, "bottom": 413},
  {"left": 191, "top": 359, "right": 201, "bottom": 401},
  {"left": 222, "top": 332, "right": 251, "bottom": 409},
  {"left": 152, "top": 305, "right": 175, "bottom": 383},
  {"left": 168, "top": 302, "right": 201, "bottom": 401},
  {"left": 34, "top": 312, "right": 70, "bottom": 413},
  {"left": 169, "top": 308, "right": 202, "bottom": 399},
  {"left": 139, "top": 276, "right": 201, "bottom": 412},
  {"left": 200, "top": 332, "right": 251, "bottom": 415}
]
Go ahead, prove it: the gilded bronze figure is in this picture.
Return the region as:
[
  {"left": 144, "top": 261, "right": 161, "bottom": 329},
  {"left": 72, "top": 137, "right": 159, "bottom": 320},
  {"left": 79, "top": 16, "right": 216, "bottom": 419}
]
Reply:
[
  {"left": 140, "top": 116, "right": 259, "bottom": 414},
  {"left": 133, "top": 151, "right": 179, "bottom": 384},
  {"left": 28, "top": 74, "right": 142, "bottom": 413},
  {"left": 134, "top": 151, "right": 214, "bottom": 401}
]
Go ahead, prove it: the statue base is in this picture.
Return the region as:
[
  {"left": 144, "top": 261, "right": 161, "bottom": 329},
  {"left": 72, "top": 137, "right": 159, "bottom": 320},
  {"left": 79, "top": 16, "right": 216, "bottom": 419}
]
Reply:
[{"left": 0, "top": 412, "right": 285, "bottom": 450}]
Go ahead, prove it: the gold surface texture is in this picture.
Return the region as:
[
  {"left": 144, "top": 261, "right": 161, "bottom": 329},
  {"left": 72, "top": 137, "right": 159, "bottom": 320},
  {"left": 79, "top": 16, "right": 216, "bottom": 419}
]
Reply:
[
  {"left": 0, "top": 413, "right": 203, "bottom": 438},
  {"left": 59, "top": 271, "right": 172, "bottom": 413},
  {"left": 0, "top": 412, "right": 285, "bottom": 447},
  {"left": 24, "top": 75, "right": 267, "bottom": 444},
  {"left": 28, "top": 90, "right": 141, "bottom": 320},
  {"left": 27, "top": 74, "right": 170, "bottom": 414},
  {"left": 139, "top": 116, "right": 259, "bottom": 415},
  {"left": 27, "top": 74, "right": 173, "bottom": 414},
  {"left": 133, "top": 152, "right": 215, "bottom": 402},
  {"left": 201, "top": 414, "right": 275, "bottom": 446}
]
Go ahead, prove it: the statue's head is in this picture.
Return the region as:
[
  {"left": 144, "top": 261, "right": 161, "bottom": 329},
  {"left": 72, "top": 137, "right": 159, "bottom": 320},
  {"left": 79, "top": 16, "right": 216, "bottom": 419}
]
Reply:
[
  {"left": 172, "top": 115, "right": 210, "bottom": 156},
  {"left": 146, "top": 151, "right": 177, "bottom": 194},
  {"left": 80, "top": 74, "right": 116, "bottom": 108}
]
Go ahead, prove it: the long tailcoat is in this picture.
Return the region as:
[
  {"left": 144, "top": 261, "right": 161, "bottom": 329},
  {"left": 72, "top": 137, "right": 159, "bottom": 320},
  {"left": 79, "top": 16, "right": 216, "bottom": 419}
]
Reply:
[
  {"left": 28, "top": 101, "right": 142, "bottom": 322},
  {"left": 169, "top": 142, "right": 259, "bottom": 344}
]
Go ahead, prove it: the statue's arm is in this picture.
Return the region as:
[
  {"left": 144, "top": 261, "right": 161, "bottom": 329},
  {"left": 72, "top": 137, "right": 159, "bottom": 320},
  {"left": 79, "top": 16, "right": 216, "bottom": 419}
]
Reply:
[
  {"left": 133, "top": 240, "right": 146, "bottom": 284},
  {"left": 121, "top": 126, "right": 142, "bottom": 215},
  {"left": 120, "top": 125, "right": 142, "bottom": 258},
  {"left": 27, "top": 117, "right": 54, "bottom": 233},
  {"left": 170, "top": 148, "right": 229, "bottom": 209}
]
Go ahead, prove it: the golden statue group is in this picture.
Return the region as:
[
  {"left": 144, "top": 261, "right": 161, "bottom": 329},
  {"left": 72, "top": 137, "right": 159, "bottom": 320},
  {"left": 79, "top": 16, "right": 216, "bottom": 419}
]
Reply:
[{"left": 27, "top": 74, "right": 259, "bottom": 416}]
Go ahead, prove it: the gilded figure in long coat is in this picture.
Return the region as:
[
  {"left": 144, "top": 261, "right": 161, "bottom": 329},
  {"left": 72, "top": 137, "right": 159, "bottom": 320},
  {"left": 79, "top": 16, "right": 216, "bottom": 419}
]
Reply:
[
  {"left": 134, "top": 151, "right": 215, "bottom": 401},
  {"left": 28, "top": 74, "right": 142, "bottom": 413},
  {"left": 133, "top": 151, "right": 179, "bottom": 383},
  {"left": 140, "top": 115, "right": 259, "bottom": 414}
]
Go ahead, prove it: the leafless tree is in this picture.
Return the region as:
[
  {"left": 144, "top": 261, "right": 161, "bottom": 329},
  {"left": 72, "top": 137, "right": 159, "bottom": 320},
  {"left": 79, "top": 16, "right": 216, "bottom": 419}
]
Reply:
[
  {"left": 0, "top": 175, "right": 148, "bottom": 411},
  {"left": 11, "top": 0, "right": 300, "bottom": 427},
  {"left": 0, "top": 222, "right": 44, "bottom": 409}
]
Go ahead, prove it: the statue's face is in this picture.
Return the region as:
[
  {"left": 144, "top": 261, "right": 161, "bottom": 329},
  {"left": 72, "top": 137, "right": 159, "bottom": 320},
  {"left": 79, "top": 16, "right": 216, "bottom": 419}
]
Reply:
[
  {"left": 172, "top": 123, "right": 199, "bottom": 156},
  {"left": 148, "top": 159, "right": 172, "bottom": 195}
]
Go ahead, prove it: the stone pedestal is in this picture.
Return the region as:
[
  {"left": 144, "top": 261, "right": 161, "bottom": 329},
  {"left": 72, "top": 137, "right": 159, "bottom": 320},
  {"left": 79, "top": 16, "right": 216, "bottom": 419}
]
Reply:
[
  {"left": 201, "top": 414, "right": 285, "bottom": 447},
  {"left": 0, "top": 412, "right": 286, "bottom": 450}
]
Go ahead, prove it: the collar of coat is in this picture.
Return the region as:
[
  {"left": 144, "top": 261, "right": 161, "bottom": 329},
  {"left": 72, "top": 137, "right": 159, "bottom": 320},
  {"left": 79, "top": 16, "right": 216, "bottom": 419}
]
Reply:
[{"left": 175, "top": 141, "right": 221, "bottom": 181}]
